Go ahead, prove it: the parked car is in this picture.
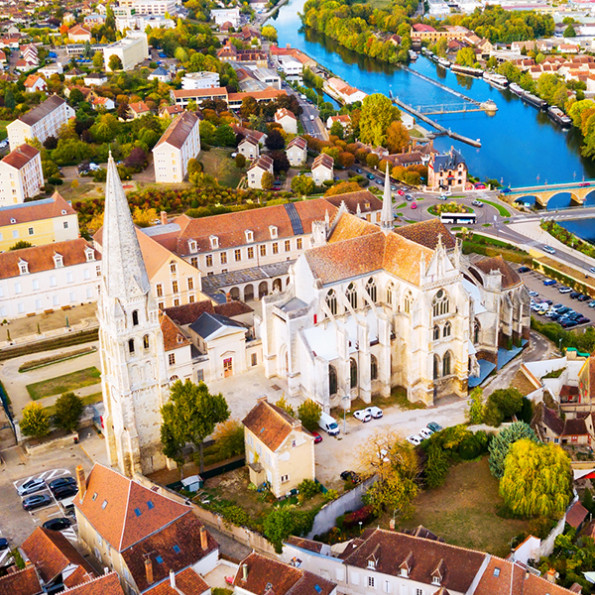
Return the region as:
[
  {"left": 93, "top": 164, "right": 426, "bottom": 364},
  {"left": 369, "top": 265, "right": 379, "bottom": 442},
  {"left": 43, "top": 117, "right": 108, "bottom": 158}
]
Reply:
[
  {"left": 410, "top": 202, "right": 417, "bottom": 209},
  {"left": 311, "top": 431, "right": 322, "bottom": 444},
  {"left": 22, "top": 494, "right": 52, "bottom": 511},
  {"left": 17, "top": 478, "right": 46, "bottom": 496},
  {"left": 48, "top": 477, "right": 76, "bottom": 491},
  {"left": 589, "top": 300, "right": 595, "bottom": 308},
  {"left": 340, "top": 470, "right": 361, "bottom": 484},
  {"left": 397, "top": 189, "right": 405, "bottom": 196},
  {"left": 578, "top": 294, "right": 590, "bottom": 302},
  {"left": 42, "top": 517, "right": 72, "bottom": 531},
  {"left": 589, "top": 267, "right": 595, "bottom": 274},
  {"left": 528, "top": 290, "right": 539, "bottom": 297},
  {"left": 365, "top": 406, "right": 383, "bottom": 419},
  {"left": 543, "top": 279, "right": 557, "bottom": 286},
  {"left": 542, "top": 245, "right": 556, "bottom": 254},
  {"left": 474, "top": 183, "right": 486, "bottom": 189},
  {"left": 405, "top": 195, "right": 414, "bottom": 202},
  {"left": 0, "top": 538, "right": 8, "bottom": 551},
  {"left": 438, "top": 194, "right": 448, "bottom": 200},
  {"left": 419, "top": 428, "right": 433, "bottom": 439},
  {"left": 577, "top": 316, "right": 591, "bottom": 325},
  {"left": 427, "top": 422, "right": 443, "bottom": 433},
  {"left": 570, "top": 291, "right": 581, "bottom": 299},
  {"left": 518, "top": 266, "right": 530, "bottom": 273},
  {"left": 406, "top": 434, "right": 422, "bottom": 446},
  {"left": 53, "top": 485, "right": 78, "bottom": 500},
  {"left": 354, "top": 409, "right": 372, "bottom": 423},
  {"left": 559, "top": 286, "right": 572, "bottom": 293},
  {"left": 561, "top": 320, "right": 578, "bottom": 328},
  {"left": 367, "top": 173, "right": 375, "bottom": 180},
  {"left": 355, "top": 168, "right": 362, "bottom": 174},
  {"left": 501, "top": 188, "right": 511, "bottom": 194},
  {"left": 579, "top": 182, "right": 591, "bottom": 187},
  {"left": 549, "top": 313, "right": 561, "bottom": 321},
  {"left": 472, "top": 200, "right": 484, "bottom": 207}
]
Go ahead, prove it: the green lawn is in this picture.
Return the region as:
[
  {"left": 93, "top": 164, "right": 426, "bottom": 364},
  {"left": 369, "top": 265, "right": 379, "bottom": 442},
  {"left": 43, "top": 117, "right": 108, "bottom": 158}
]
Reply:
[
  {"left": 26, "top": 367, "right": 101, "bottom": 400},
  {"left": 0, "top": 120, "right": 9, "bottom": 141},
  {"left": 43, "top": 391, "right": 102, "bottom": 417},
  {"left": 479, "top": 199, "right": 511, "bottom": 217},
  {"left": 200, "top": 148, "right": 243, "bottom": 188},
  {"left": 397, "top": 457, "right": 531, "bottom": 556}
]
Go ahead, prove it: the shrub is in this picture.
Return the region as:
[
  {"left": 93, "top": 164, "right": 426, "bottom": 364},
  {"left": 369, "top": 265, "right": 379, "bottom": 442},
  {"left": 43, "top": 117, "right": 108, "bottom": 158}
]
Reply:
[
  {"left": 343, "top": 505, "right": 374, "bottom": 528},
  {"left": 425, "top": 442, "right": 450, "bottom": 488},
  {"left": 298, "top": 479, "right": 322, "bottom": 500},
  {"left": 20, "top": 403, "right": 50, "bottom": 438},
  {"left": 54, "top": 392, "right": 83, "bottom": 433}
]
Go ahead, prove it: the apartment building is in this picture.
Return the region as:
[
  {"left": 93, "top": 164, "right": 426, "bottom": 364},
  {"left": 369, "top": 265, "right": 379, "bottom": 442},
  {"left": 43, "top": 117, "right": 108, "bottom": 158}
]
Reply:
[
  {"left": 153, "top": 111, "right": 201, "bottom": 183},
  {"left": 117, "top": 0, "right": 178, "bottom": 14},
  {"left": 7, "top": 95, "right": 75, "bottom": 150},
  {"left": 102, "top": 32, "right": 149, "bottom": 71},
  {"left": 0, "top": 144, "right": 44, "bottom": 205}
]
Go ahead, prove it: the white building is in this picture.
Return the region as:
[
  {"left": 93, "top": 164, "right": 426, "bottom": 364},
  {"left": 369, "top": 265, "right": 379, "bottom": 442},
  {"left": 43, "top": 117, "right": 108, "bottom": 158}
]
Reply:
[
  {"left": 247, "top": 155, "right": 273, "bottom": 189},
  {"left": 277, "top": 55, "right": 303, "bottom": 79},
  {"left": 274, "top": 108, "right": 298, "bottom": 134},
  {"left": 24, "top": 74, "right": 46, "bottom": 93},
  {"left": 182, "top": 71, "right": 221, "bottom": 90},
  {"left": 312, "top": 153, "right": 334, "bottom": 185},
  {"left": 103, "top": 32, "right": 149, "bottom": 71},
  {"left": 153, "top": 111, "right": 201, "bottom": 183},
  {"left": 211, "top": 7, "right": 240, "bottom": 28},
  {"left": 0, "top": 238, "right": 99, "bottom": 320},
  {"left": 238, "top": 135, "right": 260, "bottom": 160},
  {"left": 117, "top": 0, "right": 178, "bottom": 15},
  {"left": 286, "top": 136, "right": 307, "bottom": 167},
  {"left": 7, "top": 95, "right": 75, "bottom": 151},
  {"left": 0, "top": 144, "right": 44, "bottom": 206}
]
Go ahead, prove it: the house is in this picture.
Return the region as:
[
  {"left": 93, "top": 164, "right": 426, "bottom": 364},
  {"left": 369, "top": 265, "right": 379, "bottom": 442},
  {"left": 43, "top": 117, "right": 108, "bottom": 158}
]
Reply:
[
  {"left": 274, "top": 108, "right": 297, "bottom": 134},
  {"left": 171, "top": 87, "right": 229, "bottom": 107},
  {"left": 84, "top": 73, "right": 108, "bottom": 86},
  {"left": 311, "top": 153, "right": 334, "bottom": 186},
  {"left": 286, "top": 136, "right": 307, "bottom": 167},
  {"left": 160, "top": 312, "right": 194, "bottom": 383},
  {"left": 75, "top": 464, "right": 220, "bottom": 594},
  {"left": 68, "top": 24, "right": 92, "bottom": 42},
  {"left": 128, "top": 101, "right": 151, "bottom": 119},
  {"left": 325, "top": 77, "right": 367, "bottom": 104},
  {"left": 0, "top": 238, "right": 100, "bottom": 320},
  {"left": 238, "top": 134, "right": 260, "bottom": 160},
  {"left": 38, "top": 62, "right": 64, "bottom": 77},
  {"left": 0, "top": 192, "right": 79, "bottom": 252},
  {"left": 92, "top": 96, "right": 115, "bottom": 110},
  {"left": 232, "top": 125, "right": 267, "bottom": 146},
  {"left": 211, "top": 7, "right": 240, "bottom": 28},
  {"left": 566, "top": 500, "right": 589, "bottom": 531},
  {"left": 533, "top": 403, "right": 594, "bottom": 446},
  {"left": 24, "top": 74, "right": 46, "bottom": 93},
  {"left": 153, "top": 111, "right": 201, "bottom": 183},
  {"left": 247, "top": 155, "right": 274, "bottom": 189},
  {"left": 149, "top": 66, "right": 171, "bottom": 83},
  {"left": 0, "top": 50, "right": 6, "bottom": 66},
  {"left": 103, "top": 32, "right": 149, "bottom": 71},
  {"left": 182, "top": 71, "right": 220, "bottom": 89},
  {"left": 0, "top": 143, "right": 44, "bottom": 205},
  {"left": 160, "top": 105, "right": 185, "bottom": 118},
  {"left": 7, "top": 95, "right": 75, "bottom": 150},
  {"left": 243, "top": 398, "right": 315, "bottom": 497},
  {"left": 326, "top": 114, "right": 351, "bottom": 132},
  {"left": 427, "top": 146, "right": 468, "bottom": 191}
]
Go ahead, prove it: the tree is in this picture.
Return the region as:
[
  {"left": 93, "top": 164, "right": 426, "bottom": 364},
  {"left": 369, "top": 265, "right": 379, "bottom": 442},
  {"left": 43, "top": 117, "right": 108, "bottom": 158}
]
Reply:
[
  {"left": 359, "top": 94, "right": 399, "bottom": 147},
  {"left": 366, "top": 153, "right": 380, "bottom": 168},
  {"left": 291, "top": 174, "right": 315, "bottom": 196},
  {"left": 212, "top": 419, "right": 245, "bottom": 460},
  {"left": 499, "top": 439, "right": 572, "bottom": 519},
  {"left": 263, "top": 506, "right": 296, "bottom": 552},
  {"left": 235, "top": 153, "right": 246, "bottom": 168},
  {"left": 9, "top": 240, "right": 33, "bottom": 251},
  {"left": 488, "top": 421, "right": 537, "bottom": 478},
  {"left": 160, "top": 380, "right": 230, "bottom": 472},
  {"left": 456, "top": 47, "right": 477, "bottom": 67},
  {"left": 466, "top": 387, "right": 485, "bottom": 424},
  {"left": 330, "top": 121, "right": 344, "bottom": 139},
  {"left": 563, "top": 24, "right": 577, "bottom": 37},
  {"left": 124, "top": 147, "right": 148, "bottom": 171},
  {"left": 132, "top": 207, "right": 158, "bottom": 227},
  {"left": 297, "top": 399, "right": 321, "bottom": 432},
  {"left": 261, "top": 171, "right": 274, "bottom": 190},
  {"left": 4, "top": 88, "right": 15, "bottom": 111},
  {"left": 92, "top": 51, "right": 104, "bottom": 70},
  {"left": 265, "top": 128, "right": 285, "bottom": 150},
  {"left": 484, "top": 387, "right": 523, "bottom": 426},
  {"left": 275, "top": 396, "right": 295, "bottom": 417},
  {"left": 21, "top": 403, "right": 50, "bottom": 438},
  {"left": 385, "top": 121, "right": 409, "bottom": 153},
  {"left": 324, "top": 181, "right": 361, "bottom": 196},
  {"left": 161, "top": 422, "right": 185, "bottom": 476},
  {"left": 54, "top": 392, "right": 83, "bottom": 433},
  {"left": 199, "top": 120, "right": 216, "bottom": 145},
  {"left": 214, "top": 123, "right": 236, "bottom": 147},
  {"left": 271, "top": 150, "right": 289, "bottom": 173},
  {"left": 108, "top": 54, "right": 123, "bottom": 72},
  {"left": 360, "top": 431, "right": 418, "bottom": 517},
  {"left": 261, "top": 25, "right": 278, "bottom": 42}
]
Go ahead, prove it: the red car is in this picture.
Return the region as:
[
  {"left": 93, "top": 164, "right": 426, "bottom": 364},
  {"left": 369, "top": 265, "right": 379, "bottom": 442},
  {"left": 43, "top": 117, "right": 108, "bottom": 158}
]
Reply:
[
  {"left": 580, "top": 182, "right": 591, "bottom": 187},
  {"left": 397, "top": 189, "right": 405, "bottom": 196},
  {"left": 474, "top": 183, "right": 486, "bottom": 189},
  {"left": 410, "top": 202, "right": 417, "bottom": 209},
  {"left": 311, "top": 431, "right": 323, "bottom": 444}
]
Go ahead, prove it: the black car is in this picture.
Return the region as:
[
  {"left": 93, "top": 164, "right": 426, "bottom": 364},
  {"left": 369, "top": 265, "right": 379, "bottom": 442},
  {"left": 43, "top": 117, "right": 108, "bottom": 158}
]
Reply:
[
  {"left": 570, "top": 291, "right": 581, "bottom": 299},
  {"left": 0, "top": 538, "right": 8, "bottom": 550},
  {"left": 23, "top": 494, "right": 52, "bottom": 510},
  {"left": 518, "top": 266, "right": 530, "bottom": 273},
  {"left": 48, "top": 477, "right": 76, "bottom": 491},
  {"left": 53, "top": 485, "right": 78, "bottom": 500},
  {"left": 340, "top": 470, "right": 361, "bottom": 484},
  {"left": 578, "top": 294, "right": 590, "bottom": 302},
  {"left": 43, "top": 517, "right": 72, "bottom": 531}
]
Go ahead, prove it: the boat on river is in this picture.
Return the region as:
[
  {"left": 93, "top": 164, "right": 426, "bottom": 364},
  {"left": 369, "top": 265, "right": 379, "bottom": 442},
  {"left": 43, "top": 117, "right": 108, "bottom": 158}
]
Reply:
[
  {"left": 438, "top": 57, "right": 451, "bottom": 68},
  {"left": 483, "top": 72, "right": 508, "bottom": 89},
  {"left": 450, "top": 64, "right": 483, "bottom": 77},
  {"left": 547, "top": 106, "right": 571, "bottom": 128}
]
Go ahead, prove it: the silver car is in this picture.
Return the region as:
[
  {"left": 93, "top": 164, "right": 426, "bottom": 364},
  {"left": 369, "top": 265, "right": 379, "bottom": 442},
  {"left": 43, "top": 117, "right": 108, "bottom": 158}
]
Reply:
[{"left": 17, "top": 478, "right": 46, "bottom": 496}]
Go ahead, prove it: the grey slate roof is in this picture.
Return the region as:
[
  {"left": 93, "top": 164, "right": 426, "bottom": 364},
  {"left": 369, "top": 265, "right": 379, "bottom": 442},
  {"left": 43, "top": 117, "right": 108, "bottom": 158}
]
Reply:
[
  {"left": 20, "top": 95, "right": 67, "bottom": 126},
  {"left": 433, "top": 148, "right": 466, "bottom": 173},
  {"left": 189, "top": 312, "right": 246, "bottom": 340}
]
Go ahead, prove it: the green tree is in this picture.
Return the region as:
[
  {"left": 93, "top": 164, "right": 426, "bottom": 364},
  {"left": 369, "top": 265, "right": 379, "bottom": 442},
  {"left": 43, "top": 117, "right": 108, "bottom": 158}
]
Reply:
[
  {"left": 214, "top": 123, "right": 236, "bottom": 147},
  {"left": 330, "top": 121, "right": 344, "bottom": 139},
  {"left": 161, "top": 422, "right": 185, "bottom": 475},
  {"left": 261, "top": 171, "right": 274, "bottom": 190},
  {"left": 563, "top": 24, "right": 577, "bottom": 37},
  {"left": 4, "top": 88, "right": 16, "bottom": 111},
  {"left": 488, "top": 421, "right": 537, "bottom": 478},
  {"left": 275, "top": 396, "right": 295, "bottom": 417},
  {"left": 291, "top": 174, "right": 315, "bottom": 196},
  {"left": 21, "top": 403, "right": 50, "bottom": 438},
  {"left": 235, "top": 153, "right": 246, "bottom": 168},
  {"left": 160, "top": 380, "right": 230, "bottom": 473},
  {"left": 199, "top": 120, "right": 216, "bottom": 145},
  {"left": 499, "top": 439, "right": 572, "bottom": 519},
  {"left": 456, "top": 47, "right": 477, "bottom": 67},
  {"left": 484, "top": 387, "right": 523, "bottom": 426},
  {"left": 297, "top": 399, "right": 321, "bottom": 432},
  {"left": 108, "top": 54, "right": 123, "bottom": 72},
  {"left": 359, "top": 94, "right": 399, "bottom": 147},
  {"left": 54, "top": 392, "right": 83, "bottom": 433},
  {"left": 466, "top": 387, "right": 485, "bottom": 424},
  {"left": 261, "top": 25, "right": 278, "bottom": 42},
  {"left": 9, "top": 240, "right": 33, "bottom": 250},
  {"left": 263, "top": 506, "right": 297, "bottom": 552},
  {"left": 92, "top": 51, "right": 104, "bottom": 70}
]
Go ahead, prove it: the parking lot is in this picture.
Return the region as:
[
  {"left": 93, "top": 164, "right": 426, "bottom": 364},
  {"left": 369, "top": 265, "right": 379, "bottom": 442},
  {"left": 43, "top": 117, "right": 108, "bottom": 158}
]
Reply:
[{"left": 520, "top": 267, "right": 595, "bottom": 328}]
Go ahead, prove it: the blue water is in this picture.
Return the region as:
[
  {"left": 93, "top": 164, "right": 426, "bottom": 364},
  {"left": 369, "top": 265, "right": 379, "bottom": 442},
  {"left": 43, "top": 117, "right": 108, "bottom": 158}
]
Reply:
[
  {"left": 560, "top": 218, "right": 595, "bottom": 243},
  {"left": 270, "top": 0, "right": 595, "bottom": 186}
]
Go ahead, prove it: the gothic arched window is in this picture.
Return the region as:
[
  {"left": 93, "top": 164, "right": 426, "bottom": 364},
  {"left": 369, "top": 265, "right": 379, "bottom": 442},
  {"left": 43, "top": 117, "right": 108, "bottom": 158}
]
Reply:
[
  {"left": 346, "top": 283, "right": 358, "bottom": 310},
  {"left": 329, "top": 365, "right": 338, "bottom": 396},
  {"left": 443, "top": 351, "right": 452, "bottom": 376},
  {"left": 326, "top": 289, "right": 337, "bottom": 316},
  {"left": 132, "top": 310, "right": 139, "bottom": 326},
  {"left": 350, "top": 358, "right": 358, "bottom": 389},
  {"left": 404, "top": 292, "right": 412, "bottom": 314},
  {"left": 443, "top": 322, "right": 452, "bottom": 338},
  {"left": 432, "top": 289, "right": 450, "bottom": 317},
  {"left": 433, "top": 354, "right": 440, "bottom": 379},
  {"left": 143, "top": 335, "right": 149, "bottom": 349},
  {"left": 474, "top": 319, "right": 480, "bottom": 343},
  {"left": 386, "top": 282, "right": 394, "bottom": 306},
  {"left": 366, "top": 278, "right": 377, "bottom": 304},
  {"left": 128, "top": 339, "right": 135, "bottom": 354},
  {"left": 370, "top": 355, "right": 378, "bottom": 380},
  {"left": 433, "top": 325, "right": 440, "bottom": 341}
]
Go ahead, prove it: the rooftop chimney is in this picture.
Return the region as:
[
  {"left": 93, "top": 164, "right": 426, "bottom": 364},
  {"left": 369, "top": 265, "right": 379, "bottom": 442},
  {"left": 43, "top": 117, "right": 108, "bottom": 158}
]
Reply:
[
  {"left": 226, "top": 292, "right": 232, "bottom": 303},
  {"left": 242, "top": 563, "right": 249, "bottom": 581},
  {"left": 75, "top": 465, "right": 86, "bottom": 500},
  {"left": 546, "top": 568, "right": 557, "bottom": 583},
  {"left": 145, "top": 558, "right": 154, "bottom": 585},
  {"left": 160, "top": 210, "right": 168, "bottom": 225},
  {"left": 200, "top": 525, "right": 208, "bottom": 551},
  {"left": 170, "top": 570, "right": 176, "bottom": 588}
]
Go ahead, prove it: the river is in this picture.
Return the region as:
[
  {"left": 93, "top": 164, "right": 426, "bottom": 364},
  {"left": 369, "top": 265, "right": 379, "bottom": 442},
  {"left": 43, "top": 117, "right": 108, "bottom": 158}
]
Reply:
[{"left": 269, "top": 0, "right": 595, "bottom": 187}]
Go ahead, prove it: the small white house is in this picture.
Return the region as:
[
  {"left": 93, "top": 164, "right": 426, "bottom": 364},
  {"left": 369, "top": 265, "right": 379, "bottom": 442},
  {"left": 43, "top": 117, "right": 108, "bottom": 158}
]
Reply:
[
  {"left": 238, "top": 135, "right": 260, "bottom": 161},
  {"left": 286, "top": 136, "right": 307, "bottom": 167},
  {"left": 274, "top": 108, "right": 297, "bottom": 134},
  {"left": 247, "top": 155, "right": 273, "bottom": 189},
  {"left": 311, "top": 153, "right": 333, "bottom": 185},
  {"left": 92, "top": 96, "right": 115, "bottom": 110},
  {"left": 24, "top": 74, "right": 46, "bottom": 93},
  {"left": 84, "top": 73, "right": 108, "bottom": 86}
]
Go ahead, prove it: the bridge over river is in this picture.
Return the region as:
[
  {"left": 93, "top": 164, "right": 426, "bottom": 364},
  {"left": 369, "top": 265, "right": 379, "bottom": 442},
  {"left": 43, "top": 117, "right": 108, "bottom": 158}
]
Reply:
[{"left": 508, "top": 181, "right": 595, "bottom": 209}]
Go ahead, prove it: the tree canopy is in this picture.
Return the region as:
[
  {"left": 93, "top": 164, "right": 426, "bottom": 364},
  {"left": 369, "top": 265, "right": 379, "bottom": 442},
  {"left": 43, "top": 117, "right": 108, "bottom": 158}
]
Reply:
[
  {"left": 297, "top": 399, "right": 322, "bottom": 432},
  {"left": 54, "top": 392, "right": 84, "bottom": 433},
  {"left": 359, "top": 94, "right": 400, "bottom": 147},
  {"left": 488, "top": 421, "right": 537, "bottom": 478}
]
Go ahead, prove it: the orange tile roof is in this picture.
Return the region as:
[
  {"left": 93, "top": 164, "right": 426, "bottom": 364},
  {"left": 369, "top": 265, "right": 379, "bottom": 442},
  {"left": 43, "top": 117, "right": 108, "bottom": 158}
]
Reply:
[
  {"left": 24, "top": 74, "right": 44, "bottom": 88},
  {"left": 75, "top": 464, "right": 192, "bottom": 552},
  {"left": 227, "top": 88, "right": 287, "bottom": 103},
  {"left": 328, "top": 212, "right": 379, "bottom": 244},
  {"left": 1, "top": 143, "right": 39, "bottom": 169},
  {"left": 61, "top": 572, "right": 124, "bottom": 595},
  {"left": 129, "top": 101, "right": 150, "bottom": 114},
  {"left": 0, "top": 238, "right": 97, "bottom": 280},
  {"left": 275, "top": 107, "right": 296, "bottom": 121},
  {"left": 172, "top": 87, "right": 228, "bottom": 99},
  {"left": 155, "top": 111, "right": 199, "bottom": 149},
  {"left": 312, "top": 153, "right": 333, "bottom": 170},
  {"left": 0, "top": 566, "right": 41, "bottom": 595},
  {"left": 144, "top": 568, "right": 209, "bottom": 595},
  {"left": 0, "top": 192, "right": 75, "bottom": 226},
  {"left": 21, "top": 528, "right": 96, "bottom": 587},
  {"left": 160, "top": 312, "right": 191, "bottom": 351},
  {"left": 394, "top": 218, "right": 456, "bottom": 251}
]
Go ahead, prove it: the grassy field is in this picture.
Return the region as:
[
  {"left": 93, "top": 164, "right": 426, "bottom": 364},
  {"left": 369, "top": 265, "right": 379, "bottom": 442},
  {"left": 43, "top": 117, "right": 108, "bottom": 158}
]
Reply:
[
  {"left": 26, "top": 367, "right": 101, "bottom": 400},
  {"left": 0, "top": 120, "right": 10, "bottom": 140},
  {"left": 398, "top": 457, "right": 530, "bottom": 556},
  {"left": 479, "top": 199, "right": 511, "bottom": 217},
  {"left": 200, "top": 148, "right": 243, "bottom": 188},
  {"left": 43, "top": 391, "right": 102, "bottom": 417}
]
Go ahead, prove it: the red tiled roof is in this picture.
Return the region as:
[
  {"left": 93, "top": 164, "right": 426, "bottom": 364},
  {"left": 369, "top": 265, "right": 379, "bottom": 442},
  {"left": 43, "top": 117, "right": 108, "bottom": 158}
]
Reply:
[
  {"left": 172, "top": 87, "right": 228, "bottom": 99},
  {"left": 312, "top": 153, "right": 333, "bottom": 170},
  {"left": 473, "top": 255, "right": 522, "bottom": 289},
  {"left": 287, "top": 136, "right": 307, "bottom": 150},
  {"left": 144, "top": 568, "right": 209, "bottom": 595},
  {"left": 275, "top": 107, "right": 296, "bottom": 121},
  {"left": 160, "top": 312, "right": 191, "bottom": 351},
  {"left": 1, "top": 143, "right": 39, "bottom": 169},
  {"left": 129, "top": 101, "right": 150, "bottom": 114},
  {"left": 0, "top": 566, "right": 41, "bottom": 595},
  {"left": 155, "top": 112, "right": 199, "bottom": 149},
  {"left": 395, "top": 219, "right": 456, "bottom": 251},
  {"left": 227, "top": 88, "right": 286, "bottom": 103},
  {"left": 0, "top": 192, "right": 75, "bottom": 226},
  {"left": 61, "top": 572, "right": 124, "bottom": 595},
  {"left": 566, "top": 501, "right": 589, "bottom": 528}
]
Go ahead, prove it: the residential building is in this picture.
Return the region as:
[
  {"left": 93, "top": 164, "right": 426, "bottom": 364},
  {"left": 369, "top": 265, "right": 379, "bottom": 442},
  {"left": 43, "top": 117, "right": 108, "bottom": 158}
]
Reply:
[
  {"left": 243, "top": 397, "right": 315, "bottom": 497},
  {"left": 286, "top": 136, "right": 307, "bottom": 167},
  {"left": 251, "top": 68, "right": 282, "bottom": 90},
  {"left": 84, "top": 73, "right": 108, "bottom": 86},
  {"left": 160, "top": 312, "right": 194, "bottom": 383},
  {"left": 312, "top": 153, "right": 334, "bottom": 186},
  {"left": 0, "top": 238, "right": 99, "bottom": 320},
  {"left": 427, "top": 147, "right": 468, "bottom": 191},
  {"left": 103, "top": 32, "right": 149, "bottom": 71},
  {"left": 171, "top": 87, "right": 229, "bottom": 107},
  {"left": 270, "top": 44, "right": 317, "bottom": 69},
  {"left": 24, "top": 73, "right": 46, "bottom": 93},
  {"left": 92, "top": 96, "right": 115, "bottom": 110},
  {"left": 7, "top": 95, "right": 75, "bottom": 150},
  {"left": 118, "top": 0, "right": 177, "bottom": 15},
  {"left": 247, "top": 155, "right": 273, "bottom": 189},
  {"left": 0, "top": 193, "right": 79, "bottom": 252},
  {"left": 148, "top": 66, "right": 172, "bottom": 83},
  {"left": 326, "top": 114, "right": 351, "bottom": 132},
  {"left": 325, "top": 77, "right": 367, "bottom": 104},
  {"left": 153, "top": 111, "right": 201, "bottom": 183},
  {"left": 276, "top": 56, "right": 303, "bottom": 82},
  {"left": 182, "top": 71, "right": 221, "bottom": 89},
  {"left": 0, "top": 143, "right": 44, "bottom": 205},
  {"left": 533, "top": 403, "right": 594, "bottom": 446},
  {"left": 233, "top": 552, "right": 336, "bottom": 595},
  {"left": 211, "top": 7, "right": 240, "bottom": 28},
  {"left": 75, "top": 464, "right": 219, "bottom": 593},
  {"left": 274, "top": 108, "right": 297, "bottom": 134},
  {"left": 160, "top": 104, "right": 185, "bottom": 118},
  {"left": 226, "top": 88, "right": 286, "bottom": 109},
  {"left": 68, "top": 24, "right": 92, "bottom": 42},
  {"left": 238, "top": 135, "right": 260, "bottom": 160},
  {"left": 38, "top": 63, "right": 64, "bottom": 77},
  {"left": 128, "top": 101, "right": 151, "bottom": 119}
]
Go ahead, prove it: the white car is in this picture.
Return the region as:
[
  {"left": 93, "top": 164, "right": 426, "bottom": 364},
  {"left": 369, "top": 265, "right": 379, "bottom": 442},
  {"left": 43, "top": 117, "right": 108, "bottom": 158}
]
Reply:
[
  {"left": 365, "top": 406, "right": 383, "bottom": 419},
  {"left": 419, "top": 428, "right": 433, "bottom": 439},
  {"left": 354, "top": 409, "right": 372, "bottom": 423},
  {"left": 542, "top": 245, "right": 556, "bottom": 255},
  {"left": 406, "top": 434, "right": 422, "bottom": 446}
]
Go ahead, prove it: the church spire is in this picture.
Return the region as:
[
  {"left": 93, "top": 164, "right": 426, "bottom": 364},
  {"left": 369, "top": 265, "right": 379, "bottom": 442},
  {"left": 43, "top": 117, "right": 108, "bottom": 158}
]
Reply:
[
  {"left": 102, "top": 152, "right": 151, "bottom": 301},
  {"left": 380, "top": 161, "right": 393, "bottom": 233}
]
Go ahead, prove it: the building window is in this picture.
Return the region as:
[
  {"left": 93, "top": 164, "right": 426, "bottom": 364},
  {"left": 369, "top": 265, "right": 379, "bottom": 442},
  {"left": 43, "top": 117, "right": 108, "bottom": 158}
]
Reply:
[
  {"left": 189, "top": 294, "right": 195, "bottom": 303},
  {"left": 474, "top": 320, "right": 480, "bottom": 343},
  {"left": 443, "top": 351, "right": 452, "bottom": 376},
  {"left": 205, "top": 255, "right": 213, "bottom": 268},
  {"left": 443, "top": 321, "right": 451, "bottom": 337},
  {"left": 170, "top": 261, "right": 177, "bottom": 274},
  {"left": 173, "top": 298, "right": 180, "bottom": 306},
  {"left": 63, "top": 221, "right": 69, "bottom": 229},
  {"left": 128, "top": 339, "right": 135, "bottom": 354},
  {"left": 433, "top": 354, "right": 440, "bottom": 380},
  {"left": 272, "top": 242, "right": 278, "bottom": 255},
  {"left": 18, "top": 261, "right": 29, "bottom": 275},
  {"left": 346, "top": 283, "right": 357, "bottom": 310},
  {"left": 168, "top": 353, "right": 176, "bottom": 366},
  {"left": 366, "top": 278, "right": 377, "bottom": 303},
  {"left": 368, "top": 577, "right": 375, "bottom": 588},
  {"left": 386, "top": 283, "right": 394, "bottom": 306},
  {"left": 132, "top": 310, "right": 139, "bottom": 326},
  {"left": 235, "top": 249, "right": 241, "bottom": 262},
  {"left": 251, "top": 353, "right": 257, "bottom": 366},
  {"left": 296, "top": 238, "right": 302, "bottom": 250},
  {"left": 416, "top": 590, "right": 423, "bottom": 595},
  {"left": 281, "top": 474, "right": 289, "bottom": 483},
  {"left": 143, "top": 335, "right": 149, "bottom": 349},
  {"left": 404, "top": 292, "right": 412, "bottom": 314},
  {"left": 326, "top": 289, "right": 337, "bottom": 315},
  {"left": 350, "top": 358, "right": 357, "bottom": 389},
  {"left": 432, "top": 289, "right": 449, "bottom": 317},
  {"left": 172, "top": 280, "right": 179, "bottom": 294},
  {"left": 433, "top": 325, "right": 440, "bottom": 341},
  {"left": 190, "top": 256, "right": 198, "bottom": 268},
  {"left": 248, "top": 246, "right": 254, "bottom": 259},
  {"left": 260, "top": 245, "right": 266, "bottom": 257},
  {"left": 220, "top": 252, "right": 227, "bottom": 265},
  {"left": 329, "top": 365, "right": 338, "bottom": 395},
  {"left": 370, "top": 355, "right": 378, "bottom": 380},
  {"left": 187, "top": 277, "right": 194, "bottom": 290},
  {"left": 156, "top": 284, "right": 163, "bottom": 297},
  {"left": 284, "top": 240, "right": 291, "bottom": 252},
  {"left": 28, "top": 227, "right": 34, "bottom": 235}
]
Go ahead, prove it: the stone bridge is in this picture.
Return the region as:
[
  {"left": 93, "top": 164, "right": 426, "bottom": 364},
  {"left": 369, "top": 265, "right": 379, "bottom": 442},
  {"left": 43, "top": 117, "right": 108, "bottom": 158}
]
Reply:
[{"left": 507, "top": 182, "right": 595, "bottom": 209}]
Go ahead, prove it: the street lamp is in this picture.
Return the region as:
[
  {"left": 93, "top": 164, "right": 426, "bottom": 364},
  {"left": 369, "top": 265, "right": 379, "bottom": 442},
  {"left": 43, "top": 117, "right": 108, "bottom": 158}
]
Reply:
[{"left": 342, "top": 394, "right": 350, "bottom": 435}]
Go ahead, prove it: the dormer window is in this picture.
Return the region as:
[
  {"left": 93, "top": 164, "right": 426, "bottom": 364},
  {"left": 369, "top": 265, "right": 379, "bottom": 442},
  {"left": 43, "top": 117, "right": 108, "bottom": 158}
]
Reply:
[
  {"left": 10, "top": 218, "right": 16, "bottom": 224},
  {"left": 432, "top": 576, "right": 441, "bottom": 585},
  {"left": 367, "top": 560, "right": 376, "bottom": 569},
  {"left": 53, "top": 253, "right": 64, "bottom": 268},
  {"left": 85, "top": 248, "right": 95, "bottom": 262},
  {"left": 210, "top": 235, "right": 219, "bottom": 249},
  {"left": 245, "top": 230, "right": 254, "bottom": 243},
  {"left": 18, "top": 259, "right": 29, "bottom": 275},
  {"left": 188, "top": 239, "right": 198, "bottom": 254},
  {"left": 61, "top": 209, "right": 67, "bottom": 215},
  {"left": 269, "top": 225, "right": 278, "bottom": 239}
]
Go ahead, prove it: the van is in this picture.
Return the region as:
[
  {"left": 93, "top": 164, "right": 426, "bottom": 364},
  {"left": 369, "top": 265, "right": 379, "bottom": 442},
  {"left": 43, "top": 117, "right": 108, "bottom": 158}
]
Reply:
[
  {"left": 309, "top": 115, "right": 314, "bottom": 121},
  {"left": 319, "top": 411, "right": 340, "bottom": 436}
]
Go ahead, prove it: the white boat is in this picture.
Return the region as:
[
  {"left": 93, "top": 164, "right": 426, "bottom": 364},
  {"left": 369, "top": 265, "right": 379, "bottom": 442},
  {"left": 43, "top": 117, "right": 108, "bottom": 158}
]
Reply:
[
  {"left": 438, "top": 57, "right": 451, "bottom": 68},
  {"left": 483, "top": 72, "right": 508, "bottom": 89},
  {"left": 509, "top": 83, "right": 523, "bottom": 97}
]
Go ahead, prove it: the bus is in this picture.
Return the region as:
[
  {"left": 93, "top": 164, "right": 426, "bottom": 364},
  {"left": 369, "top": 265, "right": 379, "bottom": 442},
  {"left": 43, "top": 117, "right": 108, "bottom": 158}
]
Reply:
[{"left": 440, "top": 212, "right": 477, "bottom": 225}]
